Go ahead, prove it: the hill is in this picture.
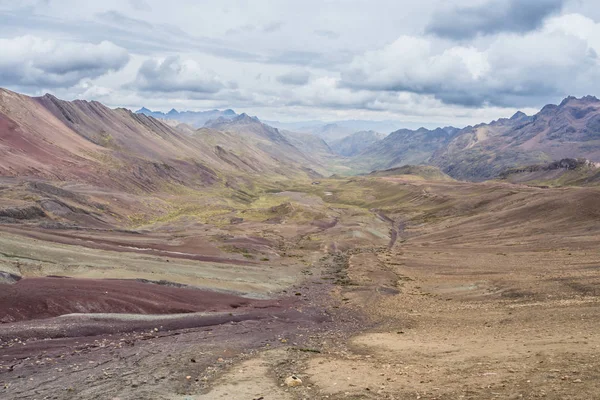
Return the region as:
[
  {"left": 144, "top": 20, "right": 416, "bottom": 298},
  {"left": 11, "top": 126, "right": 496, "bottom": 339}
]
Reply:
[
  {"left": 368, "top": 165, "right": 454, "bottom": 181},
  {"left": 499, "top": 158, "right": 600, "bottom": 187}
]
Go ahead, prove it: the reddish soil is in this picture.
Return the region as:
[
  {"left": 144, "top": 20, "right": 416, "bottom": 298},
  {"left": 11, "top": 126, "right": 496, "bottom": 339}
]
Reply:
[{"left": 0, "top": 277, "right": 284, "bottom": 323}]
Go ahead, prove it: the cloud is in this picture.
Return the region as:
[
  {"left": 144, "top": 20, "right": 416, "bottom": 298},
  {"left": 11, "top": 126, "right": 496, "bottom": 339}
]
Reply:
[
  {"left": 131, "top": 56, "right": 226, "bottom": 94},
  {"left": 426, "top": 0, "right": 566, "bottom": 39},
  {"left": 314, "top": 29, "right": 339, "bottom": 39},
  {"left": 128, "top": 0, "right": 152, "bottom": 11},
  {"left": 277, "top": 70, "right": 311, "bottom": 85},
  {"left": 340, "top": 16, "right": 600, "bottom": 107},
  {"left": 0, "top": 35, "right": 129, "bottom": 88},
  {"left": 267, "top": 50, "right": 354, "bottom": 68},
  {"left": 226, "top": 21, "right": 283, "bottom": 35}
]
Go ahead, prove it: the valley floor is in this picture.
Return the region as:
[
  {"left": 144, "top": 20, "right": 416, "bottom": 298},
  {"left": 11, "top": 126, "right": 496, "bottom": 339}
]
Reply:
[{"left": 0, "top": 177, "right": 599, "bottom": 399}]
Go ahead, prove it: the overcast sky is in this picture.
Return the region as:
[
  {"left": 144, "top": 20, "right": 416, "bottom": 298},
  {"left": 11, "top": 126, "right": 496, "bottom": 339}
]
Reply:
[{"left": 1, "top": 0, "right": 600, "bottom": 126}]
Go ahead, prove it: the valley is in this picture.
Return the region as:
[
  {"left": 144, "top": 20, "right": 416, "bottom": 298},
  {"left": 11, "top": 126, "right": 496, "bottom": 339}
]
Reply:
[{"left": 0, "top": 89, "right": 599, "bottom": 400}]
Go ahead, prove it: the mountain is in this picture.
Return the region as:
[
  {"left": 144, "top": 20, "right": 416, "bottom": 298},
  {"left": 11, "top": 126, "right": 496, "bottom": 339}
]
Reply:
[
  {"left": 281, "top": 130, "right": 336, "bottom": 162},
  {"left": 330, "top": 130, "right": 385, "bottom": 157},
  {"left": 349, "top": 126, "right": 460, "bottom": 173},
  {"left": 266, "top": 119, "right": 407, "bottom": 143},
  {"left": 135, "top": 107, "right": 238, "bottom": 128},
  {"left": 431, "top": 96, "right": 600, "bottom": 180},
  {"left": 198, "top": 113, "right": 328, "bottom": 177},
  {"left": 343, "top": 96, "right": 600, "bottom": 181},
  {"left": 308, "top": 123, "right": 355, "bottom": 143},
  {"left": 0, "top": 89, "right": 325, "bottom": 194}
]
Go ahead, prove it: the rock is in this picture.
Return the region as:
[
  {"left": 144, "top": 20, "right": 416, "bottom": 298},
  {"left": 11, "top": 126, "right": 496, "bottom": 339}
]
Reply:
[{"left": 285, "top": 375, "right": 302, "bottom": 387}]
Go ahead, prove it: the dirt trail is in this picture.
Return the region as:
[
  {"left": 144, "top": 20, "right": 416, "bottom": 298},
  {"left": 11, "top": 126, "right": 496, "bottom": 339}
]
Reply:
[{"left": 373, "top": 209, "right": 404, "bottom": 248}]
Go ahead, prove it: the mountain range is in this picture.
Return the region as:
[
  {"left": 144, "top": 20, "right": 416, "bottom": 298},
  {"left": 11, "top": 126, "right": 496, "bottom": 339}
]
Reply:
[
  {"left": 261, "top": 119, "right": 406, "bottom": 143},
  {"left": 330, "top": 131, "right": 386, "bottom": 157},
  {"left": 2, "top": 88, "right": 600, "bottom": 187},
  {"left": 136, "top": 107, "right": 238, "bottom": 128},
  {"left": 342, "top": 96, "right": 600, "bottom": 180},
  {"left": 0, "top": 89, "right": 326, "bottom": 197}
]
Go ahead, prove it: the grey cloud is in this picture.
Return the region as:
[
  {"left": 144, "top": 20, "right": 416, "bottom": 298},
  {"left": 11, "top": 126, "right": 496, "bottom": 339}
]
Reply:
[
  {"left": 0, "top": 36, "right": 129, "bottom": 88},
  {"left": 129, "top": 0, "right": 152, "bottom": 11},
  {"left": 131, "top": 56, "right": 225, "bottom": 94},
  {"left": 0, "top": 9, "right": 263, "bottom": 63},
  {"left": 426, "top": 0, "right": 566, "bottom": 39},
  {"left": 267, "top": 50, "right": 354, "bottom": 68},
  {"left": 277, "top": 70, "right": 311, "bottom": 86},
  {"left": 341, "top": 31, "right": 600, "bottom": 108},
  {"left": 226, "top": 21, "right": 283, "bottom": 35},
  {"left": 0, "top": 7, "right": 345, "bottom": 69},
  {"left": 314, "top": 29, "right": 339, "bottom": 39},
  {"left": 262, "top": 22, "right": 283, "bottom": 33}
]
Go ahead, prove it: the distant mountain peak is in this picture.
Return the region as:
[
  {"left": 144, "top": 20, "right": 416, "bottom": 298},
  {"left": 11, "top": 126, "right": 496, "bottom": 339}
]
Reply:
[
  {"left": 134, "top": 107, "right": 238, "bottom": 128},
  {"left": 581, "top": 95, "right": 600, "bottom": 102},
  {"left": 510, "top": 111, "right": 528, "bottom": 120},
  {"left": 136, "top": 107, "right": 152, "bottom": 114},
  {"left": 204, "top": 113, "right": 260, "bottom": 128},
  {"left": 42, "top": 93, "right": 59, "bottom": 101},
  {"left": 559, "top": 95, "right": 600, "bottom": 107},
  {"left": 234, "top": 113, "right": 260, "bottom": 123}
]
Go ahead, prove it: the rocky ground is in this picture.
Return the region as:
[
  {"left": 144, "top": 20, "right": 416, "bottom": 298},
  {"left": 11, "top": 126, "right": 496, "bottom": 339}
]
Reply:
[{"left": 1, "top": 177, "right": 599, "bottom": 399}]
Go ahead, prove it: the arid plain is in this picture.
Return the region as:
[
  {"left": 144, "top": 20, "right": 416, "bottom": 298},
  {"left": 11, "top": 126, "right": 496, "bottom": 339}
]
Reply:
[{"left": 1, "top": 173, "right": 599, "bottom": 400}]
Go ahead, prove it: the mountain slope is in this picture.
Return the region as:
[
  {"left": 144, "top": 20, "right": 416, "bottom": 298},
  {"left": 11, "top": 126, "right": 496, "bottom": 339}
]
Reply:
[
  {"left": 330, "top": 130, "right": 385, "bottom": 157},
  {"left": 0, "top": 89, "right": 326, "bottom": 193},
  {"left": 199, "top": 113, "right": 328, "bottom": 177},
  {"left": 432, "top": 96, "right": 600, "bottom": 180},
  {"left": 350, "top": 127, "right": 460, "bottom": 172},
  {"left": 499, "top": 158, "right": 600, "bottom": 187},
  {"left": 309, "top": 123, "right": 355, "bottom": 143}
]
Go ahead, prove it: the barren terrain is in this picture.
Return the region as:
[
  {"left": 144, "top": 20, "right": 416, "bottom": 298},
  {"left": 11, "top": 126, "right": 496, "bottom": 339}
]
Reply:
[{"left": 0, "top": 175, "right": 598, "bottom": 400}]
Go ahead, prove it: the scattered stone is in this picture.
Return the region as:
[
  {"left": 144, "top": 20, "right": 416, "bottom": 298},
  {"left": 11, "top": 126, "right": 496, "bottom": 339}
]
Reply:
[{"left": 285, "top": 375, "right": 302, "bottom": 387}]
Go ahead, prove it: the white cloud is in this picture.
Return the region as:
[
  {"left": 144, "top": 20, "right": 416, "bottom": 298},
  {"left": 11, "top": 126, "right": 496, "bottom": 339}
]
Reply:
[
  {"left": 0, "top": 35, "right": 130, "bottom": 88},
  {"left": 341, "top": 14, "right": 600, "bottom": 107},
  {"left": 131, "top": 56, "right": 226, "bottom": 94},
  {"left": 2, "top": 2, "right": 600, "bottom": 126}
]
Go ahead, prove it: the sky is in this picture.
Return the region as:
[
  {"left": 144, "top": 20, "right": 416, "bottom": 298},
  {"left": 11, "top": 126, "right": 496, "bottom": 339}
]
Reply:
[{"left": 1, "top": 0, "right": 600, "bottom": 127}]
